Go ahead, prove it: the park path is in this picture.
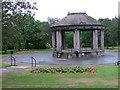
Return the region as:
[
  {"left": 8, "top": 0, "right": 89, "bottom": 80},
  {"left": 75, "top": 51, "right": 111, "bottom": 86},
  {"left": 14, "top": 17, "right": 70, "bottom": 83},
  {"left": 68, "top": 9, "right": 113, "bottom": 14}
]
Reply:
[{"left": 1, "top": 51, "right": 118, "bottom": 72}]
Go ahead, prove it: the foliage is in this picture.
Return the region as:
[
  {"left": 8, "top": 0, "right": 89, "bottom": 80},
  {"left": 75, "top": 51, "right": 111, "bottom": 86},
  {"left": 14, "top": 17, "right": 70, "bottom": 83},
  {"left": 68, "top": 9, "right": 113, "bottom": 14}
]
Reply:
[
  {"left": 99, "top": 18, "right": 118, "bottom": 48},
  {"left": 65, "top": 32, "right": 74, "bottom": 48},
  {"left": 32, "top": 66, "right": 93, "bottom": 73},
  {"left": 2, "top": 1, "right": 118, "bottom": 52},
  {"left": 81, "top": 31, "right": 92, "bottom": 47},
  {"left": 32, "top": 21, "right": 51, "bottom": 49},
  {"left": 2, "top": 1, "right": 52, "bottom": 52},
  {"left": 45, "top": 43, "right": 51, "bottom": 49},
  {"left": 2, "top": 1, "right": 37, "bottom": 52},
  {"left": 47, "top": 17, "right": 60, "bottom": 25}
]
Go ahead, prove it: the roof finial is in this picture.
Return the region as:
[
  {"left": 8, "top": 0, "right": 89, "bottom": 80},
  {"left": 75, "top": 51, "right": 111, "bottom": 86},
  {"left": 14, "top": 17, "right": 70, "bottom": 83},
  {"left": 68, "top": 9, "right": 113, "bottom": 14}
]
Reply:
[{"left": 68, "top": 10, "right": 86, "bottom": 15}]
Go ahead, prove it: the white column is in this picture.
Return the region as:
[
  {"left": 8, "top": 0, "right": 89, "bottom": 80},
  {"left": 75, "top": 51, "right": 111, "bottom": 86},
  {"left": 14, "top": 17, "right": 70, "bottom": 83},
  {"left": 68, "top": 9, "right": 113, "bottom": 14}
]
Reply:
[
  {"left": 93, "top": 30, "right": 98, "bottom": 50},
  {"left": 56, "top": 31, "right": 62, "bottom": 52},
  {"left": 101, "top": 30, "right": 104, "bottom": 50},
  {"left": 76, "top": 30, "right": 80, "bottom": 51},
  {"left": 52, "top": 31, "right": 56, "bottom": 51},
  {"left": 74, "top": 29, "right": 80, "bottom": 51}
]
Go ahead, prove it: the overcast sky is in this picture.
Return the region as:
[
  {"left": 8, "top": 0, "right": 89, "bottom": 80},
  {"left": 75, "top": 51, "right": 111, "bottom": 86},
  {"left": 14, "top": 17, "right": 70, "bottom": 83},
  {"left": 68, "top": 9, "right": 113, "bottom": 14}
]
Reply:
[{"left": 32, "top": 0, "right": 119, "bottom": 21}]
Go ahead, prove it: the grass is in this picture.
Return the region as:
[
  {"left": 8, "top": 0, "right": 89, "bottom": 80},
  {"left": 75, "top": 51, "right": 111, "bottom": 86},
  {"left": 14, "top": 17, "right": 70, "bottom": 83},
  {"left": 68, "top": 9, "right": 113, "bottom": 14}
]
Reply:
[
  {"left": 105, "top": 46, "right": 119, "bottom": 52},
  {"left": 105, "top": 48, "right": 120, "bottom": 52},
  {"left": 0, "top": 49, "right": 52, "bottom": 58},
  {"left": 105, "top": 46, "right": 119, "bottom": 49},
  {"left": 0, "top": 63, "right": 16, "bottom": 68},
  {"left": 1, "top": 49, "right": 52, "bottom": 54},
  {"left": 0, "top": 54, "right": 10, "bottom": 58},
  {"left": 2, "top": 66, "right": 119, "bottom": 88}
]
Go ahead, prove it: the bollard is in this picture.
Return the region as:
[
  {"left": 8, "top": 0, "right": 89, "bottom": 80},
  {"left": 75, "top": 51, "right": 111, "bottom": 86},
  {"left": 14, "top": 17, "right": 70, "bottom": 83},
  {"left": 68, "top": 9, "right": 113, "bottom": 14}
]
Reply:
[{"left": 31, "top": 57, "right": 37, "bottom": 67}]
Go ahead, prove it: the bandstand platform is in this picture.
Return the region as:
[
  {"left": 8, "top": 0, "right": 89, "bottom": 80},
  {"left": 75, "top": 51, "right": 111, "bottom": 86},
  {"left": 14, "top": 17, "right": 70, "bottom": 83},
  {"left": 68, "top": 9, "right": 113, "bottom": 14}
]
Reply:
[{"left": 51, "top": 12, "right": 104, "bottom": 58}]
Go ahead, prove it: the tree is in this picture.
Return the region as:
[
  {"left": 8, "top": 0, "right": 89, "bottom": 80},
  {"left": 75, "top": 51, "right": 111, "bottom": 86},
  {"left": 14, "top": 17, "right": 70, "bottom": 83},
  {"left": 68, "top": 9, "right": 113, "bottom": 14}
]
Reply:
[
  {"left": 99, "top": 18, "right": 110, "bottom": 48},
  {"left": 31, "top": 21, "right": 51, "bottom": 49},
  {"left": 109, "top": 18, "right": 118, "bottom": 47},
  {"left": 99, "top": 18, "right": 118, "bottom": 48},
  {"left": 47, "top": 17, "right": 60, "bottom": 25},
  {"left": 2, "top": 1, "right": 37, "bottom": 52},
  {"left": 21, "top": 14, "right": 36, "bottom": 50},
  {"left": 65, "top": 32, "right": 74, "bottom": 48}
]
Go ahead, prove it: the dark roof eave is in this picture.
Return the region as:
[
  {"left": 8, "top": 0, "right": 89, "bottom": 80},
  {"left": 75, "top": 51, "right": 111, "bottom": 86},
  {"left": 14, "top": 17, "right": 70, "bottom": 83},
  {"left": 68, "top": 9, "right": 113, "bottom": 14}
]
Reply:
[
  {"left": 51, "top": 24, "right": 104, "bottom": 31},
  {"left": 51, "top": 24, "right": 103, "bottom": 28}
]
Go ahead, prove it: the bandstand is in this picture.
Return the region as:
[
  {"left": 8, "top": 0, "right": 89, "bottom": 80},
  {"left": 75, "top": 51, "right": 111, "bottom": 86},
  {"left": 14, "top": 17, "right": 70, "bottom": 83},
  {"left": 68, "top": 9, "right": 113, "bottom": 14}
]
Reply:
[{"left": 50, "top": 12, "right": 104, "bottom": 58}]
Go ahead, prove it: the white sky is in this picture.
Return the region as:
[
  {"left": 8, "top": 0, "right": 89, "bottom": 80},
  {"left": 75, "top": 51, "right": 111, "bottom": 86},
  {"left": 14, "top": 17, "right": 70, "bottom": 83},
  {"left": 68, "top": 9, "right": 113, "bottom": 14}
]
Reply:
[{"left": 32, "top": 0, "right": 119, "bottom": 21}]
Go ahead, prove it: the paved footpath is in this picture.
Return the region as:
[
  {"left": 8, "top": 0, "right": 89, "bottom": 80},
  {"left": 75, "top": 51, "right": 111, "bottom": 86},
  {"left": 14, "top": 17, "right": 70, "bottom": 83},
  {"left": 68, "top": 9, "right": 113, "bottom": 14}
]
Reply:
[{"left": 1, "top": 51, "right": 118, "bottom": 72}]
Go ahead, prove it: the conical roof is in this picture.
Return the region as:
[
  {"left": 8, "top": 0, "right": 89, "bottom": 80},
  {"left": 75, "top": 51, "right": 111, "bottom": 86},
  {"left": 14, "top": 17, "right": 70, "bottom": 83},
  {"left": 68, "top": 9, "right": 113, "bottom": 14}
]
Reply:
[
  {"left": 51, "top": 12, "right": 104, "bottom": 31},
  {"left": 56, "top": 12, "right": 100, "bottom": 25}
]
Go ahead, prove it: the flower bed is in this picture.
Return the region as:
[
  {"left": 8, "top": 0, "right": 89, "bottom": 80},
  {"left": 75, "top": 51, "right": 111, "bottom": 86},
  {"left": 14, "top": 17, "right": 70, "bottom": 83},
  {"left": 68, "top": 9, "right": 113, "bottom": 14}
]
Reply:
[{"left": 31, "top": 66, "right": 96, "bottom": 74}]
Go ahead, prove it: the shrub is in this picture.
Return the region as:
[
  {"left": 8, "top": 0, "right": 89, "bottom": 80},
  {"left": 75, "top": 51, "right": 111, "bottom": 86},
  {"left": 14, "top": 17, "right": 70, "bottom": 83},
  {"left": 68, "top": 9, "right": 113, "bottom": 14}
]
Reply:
[
  {"left": 45, "top": 43, "right": 51, "bottom": 49},
  {"left": 31, "top": 66, "right": 94, "bottom": 73}
]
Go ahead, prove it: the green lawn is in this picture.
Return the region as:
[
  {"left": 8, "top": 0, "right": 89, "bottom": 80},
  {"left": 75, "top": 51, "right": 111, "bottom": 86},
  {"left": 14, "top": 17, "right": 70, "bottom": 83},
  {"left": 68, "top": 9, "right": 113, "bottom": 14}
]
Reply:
[
  {"left": 0, "top": 63, "right": 13, "bottom": 68},
  {"left": 0, "top": 54, "right": 10, "bottom": 58},
  {"left": 107, "top": 49, "right": 120, "bottom": 52},
  {"left": 105, "top": 46, "right": 119, "bottom": 49},
  {"left": 0, "top": 49, "right": 52, "bottom": 58},
  {"left": 105, "top": 46, "right": 119, "bottom": 52},
  {"left": 1, "top": 49, "right": 52, "bottom": 55},
  {"left": 2, "top": 66, "right": 119, "bottom": 88}
]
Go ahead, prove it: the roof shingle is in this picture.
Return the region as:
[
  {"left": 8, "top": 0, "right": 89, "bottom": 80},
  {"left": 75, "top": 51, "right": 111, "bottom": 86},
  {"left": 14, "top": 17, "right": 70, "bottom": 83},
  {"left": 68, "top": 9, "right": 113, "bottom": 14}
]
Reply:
[{"left": 55, "top": 12, "right": 101, "bottom": 26}]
